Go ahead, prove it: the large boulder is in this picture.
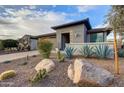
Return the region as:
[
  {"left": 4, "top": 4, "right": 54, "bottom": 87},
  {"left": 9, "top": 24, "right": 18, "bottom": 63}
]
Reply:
[
  {"left": 67, "top": 59, "right": 114, "bottom": 86},
  {"left": 35, "top": 59, "right": 55, "bottom": 73},
  {"left": 67, "top": 64, "right": 74, "bottom": 80}
]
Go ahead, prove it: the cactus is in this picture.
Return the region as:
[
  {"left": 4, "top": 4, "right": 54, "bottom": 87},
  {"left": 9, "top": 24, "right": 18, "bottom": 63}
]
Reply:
[
  {"left": 31, "top": 69, "right": 47, "bottom": 84},
  {"left": 57, "top": 50, "right": 65, "bottom": 62},
  {"left": 0, "top": 70, "right": 16, "bottom": 80}
]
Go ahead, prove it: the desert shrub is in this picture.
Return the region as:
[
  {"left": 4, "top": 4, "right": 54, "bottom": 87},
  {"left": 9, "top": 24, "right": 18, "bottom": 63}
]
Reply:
[
  {"left": 94, "top": 45, "right": 113, "bottom": 59},
  {"left": 38, "top": 40, "right": 53, "bottom": 58},
  {"left": 30, "top": 69, "right": 47, "bottom": 84},
  {"left": 57, "top": 50, "right": 65, "bottom": 62},
  {"left": 79, "top": 45, "right": 94, "bottom": 58},
  {"left": 0, "top": 70, "right": 16, "bottom": 80},
  {"left": 64, "top": 47, "right": 76, "bottom": 59},
  {"left": 118, "top": 49, "right": 124, "bottom": 57}
]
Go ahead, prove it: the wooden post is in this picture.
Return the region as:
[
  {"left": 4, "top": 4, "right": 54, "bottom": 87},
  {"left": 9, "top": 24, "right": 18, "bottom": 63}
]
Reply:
[{"left": 113, "top": 30, "right": 119, "bottom": 74}]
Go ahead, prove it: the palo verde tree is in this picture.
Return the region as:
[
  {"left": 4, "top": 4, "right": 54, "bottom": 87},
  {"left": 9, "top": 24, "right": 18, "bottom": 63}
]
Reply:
[
  {"left": 106, "top": 5, "right": 124, "bottom": 74},
  {"left": 107, "top": 5, "right": 124, "bottom": 47}
]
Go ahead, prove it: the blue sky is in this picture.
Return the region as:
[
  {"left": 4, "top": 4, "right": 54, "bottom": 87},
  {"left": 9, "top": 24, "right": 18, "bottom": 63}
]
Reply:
[{"left": 0, "top": 5, "right": 111, "bottom": 39}]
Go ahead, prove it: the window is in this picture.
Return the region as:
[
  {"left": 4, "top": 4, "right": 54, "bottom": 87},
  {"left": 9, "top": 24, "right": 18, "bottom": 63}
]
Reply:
[{"left": 90, "top": 33, "right": 104, "bottom": 42}]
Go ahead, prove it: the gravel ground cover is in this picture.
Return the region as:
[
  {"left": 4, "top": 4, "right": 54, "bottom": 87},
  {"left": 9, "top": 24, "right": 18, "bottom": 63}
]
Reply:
[{"left": 0, "top": 54, "right": 124, "bottom": 87}]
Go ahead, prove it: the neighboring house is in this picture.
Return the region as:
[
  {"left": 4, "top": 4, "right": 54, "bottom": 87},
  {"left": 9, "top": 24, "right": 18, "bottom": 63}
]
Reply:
[
  {"left": 25, "top": 18, "right": 112, "bottom": 51},
  {"left": 18, "top": 35, "right": 38, "bottom": 51}
]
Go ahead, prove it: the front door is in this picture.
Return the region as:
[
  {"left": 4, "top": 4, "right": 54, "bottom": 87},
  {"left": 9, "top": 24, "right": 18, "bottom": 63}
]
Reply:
[{"left": 61, "top": 33, "right": 70, "bottom": 50}]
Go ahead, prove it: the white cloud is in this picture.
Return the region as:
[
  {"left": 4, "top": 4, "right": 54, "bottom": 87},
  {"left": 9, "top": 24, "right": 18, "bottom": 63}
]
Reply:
[
  {"left": 28, "top": 5, "right": 36, "bottom": 10},
  {"left": 5, "top": 8, "right": 33, "bottom": 17},
  {"left": 94, "top": 23, "right": 109, "bottom": 28},
  {"left": 0, "top": 7, "right": 70, "bottom": 39},
  {"left": 77, "top": 5, "right": 97, "bottom": 13}
]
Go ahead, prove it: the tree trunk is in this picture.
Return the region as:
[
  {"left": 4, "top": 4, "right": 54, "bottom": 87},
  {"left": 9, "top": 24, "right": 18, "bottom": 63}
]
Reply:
[{"left": 113, "top": 31, "right": 119, "bottom": 74}]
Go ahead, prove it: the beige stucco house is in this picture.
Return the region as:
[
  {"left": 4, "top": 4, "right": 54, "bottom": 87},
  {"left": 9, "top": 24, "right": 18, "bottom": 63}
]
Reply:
[{"left": 35, "top": 18, "right": 112, "bottom": 50}]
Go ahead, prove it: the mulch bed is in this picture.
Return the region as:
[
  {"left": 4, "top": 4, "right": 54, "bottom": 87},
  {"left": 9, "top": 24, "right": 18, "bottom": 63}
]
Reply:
[{"left": 0, "top": 54, "right": 124, "bottom": 87}]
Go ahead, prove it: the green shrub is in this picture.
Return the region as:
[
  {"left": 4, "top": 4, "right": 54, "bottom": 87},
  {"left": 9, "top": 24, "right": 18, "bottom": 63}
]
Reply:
[
  {"left": 64, "top": 47, "right": 76, "bottom": 59},
  {"left": 94, "top": 45, "right": 113, "bottom": 59},
  {"left": 38, "top": 40, "right": 53, "bottom": 58},
  {"left": 30, "top": 69, "right": 47, "bottom": 84},
  {"left": 57, "top": 50, "right": 65, "bottom": 62},
  {"left": 0, "top": 70, "right": 16, "bottom": 80},
  {"left": 2, "top": 39, "right": 18, "bottom": 49},
  {"left": 79, "top": 45, "right": 94, "bottom": 58},
  {"left": 118, "top": 49, "right": 124, "bottom": 57},
  {"left": 0, "top": 40, "right": 4, "bottom": 50}
]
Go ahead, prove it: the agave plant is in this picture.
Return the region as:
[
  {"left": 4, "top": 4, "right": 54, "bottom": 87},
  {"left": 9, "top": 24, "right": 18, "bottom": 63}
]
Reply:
[
  {"left": 79, "top": 45, "right": 94, "bottom": 58},
  {"left": 118, "top": 49, "right": 124, "bottom": 57},
  {"left": 64, "top": 47, "right": 76, "bottom": 59},
  {"left": 94, "top": 45, "right": 113, "bottom": 59}
]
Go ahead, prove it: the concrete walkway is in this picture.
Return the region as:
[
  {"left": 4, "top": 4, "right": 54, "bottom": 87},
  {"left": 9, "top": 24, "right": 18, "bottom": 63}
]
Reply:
[{"left": 0, "top": 50, "right": 39, "bottom": 63}]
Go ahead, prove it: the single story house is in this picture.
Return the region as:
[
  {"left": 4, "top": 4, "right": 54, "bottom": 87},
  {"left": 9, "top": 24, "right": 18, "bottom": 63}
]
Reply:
[{"left": 36, "top": 18, "right": 112, "bottom": 50}]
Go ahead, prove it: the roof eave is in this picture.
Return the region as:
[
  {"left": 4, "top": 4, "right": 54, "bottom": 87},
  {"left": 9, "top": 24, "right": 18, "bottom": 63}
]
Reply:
[{"left": 51, "top": 18, "right": 92, "bottom": 30}]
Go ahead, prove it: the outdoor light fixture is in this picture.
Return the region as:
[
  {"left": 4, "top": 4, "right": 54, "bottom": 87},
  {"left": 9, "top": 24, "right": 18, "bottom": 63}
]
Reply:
[{"left": 75, "top": 33, "right": 80, "bottom": 37}]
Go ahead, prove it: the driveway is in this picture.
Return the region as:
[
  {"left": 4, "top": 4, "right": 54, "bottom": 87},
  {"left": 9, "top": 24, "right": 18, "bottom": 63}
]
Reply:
[{"left": 0, "top": 50, "right": 39, "bottom": 63}]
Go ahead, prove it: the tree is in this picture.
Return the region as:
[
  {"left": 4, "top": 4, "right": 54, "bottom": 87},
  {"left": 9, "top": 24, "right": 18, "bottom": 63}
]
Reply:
[
  {"left": 2, "top": 39, "right": 19, "bottom": 50},
  {"left": 106, "top": 5, "right": 124, "bottom": 74},
  {"left": 0, "top": 40, "right": 4, "bottom": 50},
  {"left": 107, "top": 6, "right": 124, "bottom": 48}
]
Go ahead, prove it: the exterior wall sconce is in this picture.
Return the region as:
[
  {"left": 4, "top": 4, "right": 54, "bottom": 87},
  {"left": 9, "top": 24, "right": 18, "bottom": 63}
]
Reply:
[{"left": 75, "top": 33, "right": 80, "bottom": 38}]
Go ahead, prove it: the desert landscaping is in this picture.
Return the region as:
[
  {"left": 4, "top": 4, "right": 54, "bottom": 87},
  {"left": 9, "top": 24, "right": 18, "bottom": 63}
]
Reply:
[
  {"left": 0, "top": 50, "right": 124, "bottom": 87},
  {"left": 0, "top": 31, "right": 124, "bottom": 87}
]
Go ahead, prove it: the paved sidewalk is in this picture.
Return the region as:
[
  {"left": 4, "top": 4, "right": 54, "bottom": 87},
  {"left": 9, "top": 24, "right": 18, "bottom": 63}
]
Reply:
[{"left": 0, "top": 50, "right": 39, "bottom": 63}]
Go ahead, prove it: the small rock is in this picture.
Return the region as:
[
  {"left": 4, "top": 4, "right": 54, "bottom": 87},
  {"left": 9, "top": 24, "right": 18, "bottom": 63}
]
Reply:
[
  {"left": 3, "top": 60, "right": 11, "bottom": 64},
  {"left": 18, "top": 62, "right": 28, "bottom": 66}
]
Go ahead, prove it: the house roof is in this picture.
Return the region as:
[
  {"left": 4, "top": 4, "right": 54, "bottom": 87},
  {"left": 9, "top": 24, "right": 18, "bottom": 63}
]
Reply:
[
  {"left": 51, "top": 18, "right": 92, "bottom": 30},
  {"left": 87, "top": 27, "right": 112, "bottom": 34},
  {"left": 19, "top": 35, "right": 38, "bottom": 40},
  {"left": 35, "top": 32, "right": 56, "bottom": 38}
]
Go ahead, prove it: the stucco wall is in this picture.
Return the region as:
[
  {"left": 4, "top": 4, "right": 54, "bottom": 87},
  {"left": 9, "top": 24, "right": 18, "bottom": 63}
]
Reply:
[
  {"left": 56, "top": 24, "right": 87, "bottom": 49},
  {"left": 30, "top": 39, "right": 38, "bottom": 50}
]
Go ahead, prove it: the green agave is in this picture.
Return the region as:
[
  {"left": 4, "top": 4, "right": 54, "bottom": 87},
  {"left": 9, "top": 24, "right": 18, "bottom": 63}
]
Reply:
[
  {"left": 118, "top": 49, "right": 124, "bottom": 57},
  {"left": 64, "top": 47, "right": 76, "bottom": 59},
  {"left": 94, "top": 45, "right": 113, "bottom": 59},
  {"left": 79, "top": 45, "right": 94, "bottom": 58}
]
